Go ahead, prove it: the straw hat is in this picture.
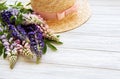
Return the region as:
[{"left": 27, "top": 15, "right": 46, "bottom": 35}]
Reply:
[{"left": 31, "top": 0, "right": 91, "bottom": 33}]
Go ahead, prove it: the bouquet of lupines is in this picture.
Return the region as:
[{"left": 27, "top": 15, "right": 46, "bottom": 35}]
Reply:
[{"left": 0, "top": 2, "right": 62, "bottom": 69}]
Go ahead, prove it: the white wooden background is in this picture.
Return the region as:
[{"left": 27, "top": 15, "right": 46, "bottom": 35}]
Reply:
[{"left": 1, "top": 0, "right": 120, "bottom": 79}]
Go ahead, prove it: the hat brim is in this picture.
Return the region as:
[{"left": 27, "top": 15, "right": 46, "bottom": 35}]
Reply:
[{"left": 46, "top": 0, "right": 91, "bottom": 33}]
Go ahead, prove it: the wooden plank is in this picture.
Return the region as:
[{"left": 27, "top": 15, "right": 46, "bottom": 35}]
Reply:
[
  {"left": 1, "top": 60, "right": 120, "bottom": 79},
  {"left": 1, "top": 48, "right": 120, "bottom": 70},
  {"left": 91, "top": 6, "right": 120, "bottom": 15},
  {"left": 86, "top": 14, "right": 120, "bottom": 25},
  {"left": 67, "top": 23, "right": 120, "bottom": 37},
  {"left": 41, "top": 48, "right": 120, "bottom": 70},
  {"left": 89, "top": 0, "right": 120, "bottom": 6},
  {"left": 0, "top": 0, "right": 120, "bottom": 79},
  {"left": 59, "top": 33, "right": 120, "bottom": 52}
]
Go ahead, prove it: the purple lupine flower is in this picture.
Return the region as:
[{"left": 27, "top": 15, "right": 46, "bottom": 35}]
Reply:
[
  {"left": 8, "top": 24, "right": 25, "bottom": 40},
  {"left": 16, "top": 25, "right": 27, "bottom": 39},
  {"left": 36, "top": 26, "right": 44, "bottom": 49},
  {"left": 37, "top": 32, "right": 44, "bottom": 47},
  {"left": 23, "top": 24, "right": 43, "bottom": 62},
  {"left": 9, "top": 8, "right": 19, "bottom": 16},
  {"left": 26, "top": 24, "right": 44, "bottom": 48},
  {"left": 1, "top": 10, "right": 15, "bottom": 24},
  {"left": 27, "top": 32, "right": 38, "bottom": 53},
  {"left": 22, "top": 13, "right": 60, "bottom": 42},
  {"left": 16, "top": 25, "right": 27, "bottom": 35}
]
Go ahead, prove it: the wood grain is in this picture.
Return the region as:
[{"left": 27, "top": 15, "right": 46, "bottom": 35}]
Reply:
[{"left": 1, "top": 0, "right": 120, "bottom": 79}]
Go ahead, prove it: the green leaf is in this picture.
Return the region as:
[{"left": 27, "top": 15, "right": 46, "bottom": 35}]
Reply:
[
  {"left": 10, "top": 15, "right": 15, "bottom": 23},
  {"left": 15, "top": 13, "right": 23, "bottom": 25},
  {"left": 6, "top": 33, "right": 11, "bottom": 39},
  {"left": 0, "top": 43, "right": 4, "bottom": 56},
  {"left": 10, "top": 1, "right": 32, "bottom": 14},
  {"left": 3, "top": 48, "right": 7, "bottom": 59},
  {"left": 42, "top": 42, "right": 47, "bottom": 54},
  {"left": 56, "top": 35, "right": 60, "bottom": 38},
  {"left": 16, "top": 2, "right": 22, "bottom": 6},
  {"left": 3, "top": 30, "right": 8, "bottom": 33},
  {"left": 46, "top": 41, "right": 57, "bottom": 51},
  {"left": 0, "top": 31, "right": 4, "bottom": 35},
  {"left": 14, "top": 1, "right": 17, "bottom": 5},
  {"left": 45, "top": 38, "right": 63, "bottom": 45},
  {"left": 20, "top": 8, "right": 33, "bottom": 14},
  {"left": 0, "top": 16, "right": 6, "bottom": 26},
  {"left": 26, "top": 2, "right": 31, "bottom": 6},
  {"left": 9, "top": 1, "right": 23, "bottom": 10},
  {"left": 0, "top": 2, "right": 8, "bottom": 11},
  {"left": 51, "top": 41, "right": 63, "bottom": 45}
]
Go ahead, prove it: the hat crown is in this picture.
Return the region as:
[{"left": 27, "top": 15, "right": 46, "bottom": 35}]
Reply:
[{"left": 31, "top": 0, "right": 75, "bottom": 12}]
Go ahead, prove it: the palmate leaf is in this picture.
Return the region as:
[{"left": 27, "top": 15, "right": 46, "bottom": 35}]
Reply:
[
  {"left": 20, "top": 8, "right": 33, "bottom": 14},
  {"left": 9, "top": 1, "right": 33, "bottom": 14},
  {"left": 42, "top": 37, "right": 62, "bottom": 54},
  {"left": 16, "top": 2, "right": 23, "bottom": 6},
  {"left": 15, "top": 2, "right": 33, "bottom": 14},
  {"left": 9, "top": 2, "right": 23, "bottom": 9},
  {"left": 47, "top": 42, "right": 57, "bottom": 51},
  {"left": 0, "top": 2, "right": 8, "bottom": 11},
  {"left": 15, "top": 13, "right": 23, "bottom": 25},
  {"left": 45, "top": 39, "right": 57, "bottom": 51}
]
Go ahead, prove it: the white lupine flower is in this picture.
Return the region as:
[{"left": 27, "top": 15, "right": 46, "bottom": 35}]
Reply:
[
  {"left": 22, "top": 14, "right": 44, "bottom": 25},
  {"left": 8, "top": 55, "right": 18, "bottom": 69}
]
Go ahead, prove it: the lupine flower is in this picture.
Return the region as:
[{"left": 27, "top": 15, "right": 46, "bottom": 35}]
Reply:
[
  {"left": 23, "top": 24, "right": 43, "bottom": 63},
  {"left": 21, "top": 41, "right": 33, "bottom": 59},
  {"left": 0, "top": 32, "right": 18, "bottom": 69},
  {"left": 8, "top": 54, "right": 18, "bottom": 69},
  {"left": 10, "top": 39, "right": 33, "bottom": 59},
  {"left": 8, "top": 24, "right": 25, "bottom": 40},
  {"left": 16, "top": 24, "right": 27, "bottom": 39},
  {"left": 8, "top": 38, "right": 33, "bottom": 69},
  {"left": 22, "top": 14, "right": 44, "bottom": 25},
  {"left": 1, "top": 9, "right": 15, "bottom": 24},
  {"left": 37, "top": 24, "right": 60, "bottom": 42},
  {"left": 27, "top": 31, "right": 41, "bottom": 57},
  {"left": 16, "top": 25, "right": 27, "bottom": 35},
  {"left": 22, "top": 13, "right": 60, "bottom": 42},
  {"left": 9, "top": 8, "right": 19, "bottom": 16},
  {"left": 7, "top": 38, "right": 19, "bottom": 69},
  {"left": 0, "top": 34, "right": 11, "bottom": 55},
  {"left": 35, "top": 28, "right": 44, "bottom": 63},
  {"left": 21, "top": 48, "right": 33, "bottom": 59},
  {"left": 0, "top": 2, "right": 62, "bottom": 69},
  {"left": 36, "top": 25, "right": 44, "bottom": 49}
]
